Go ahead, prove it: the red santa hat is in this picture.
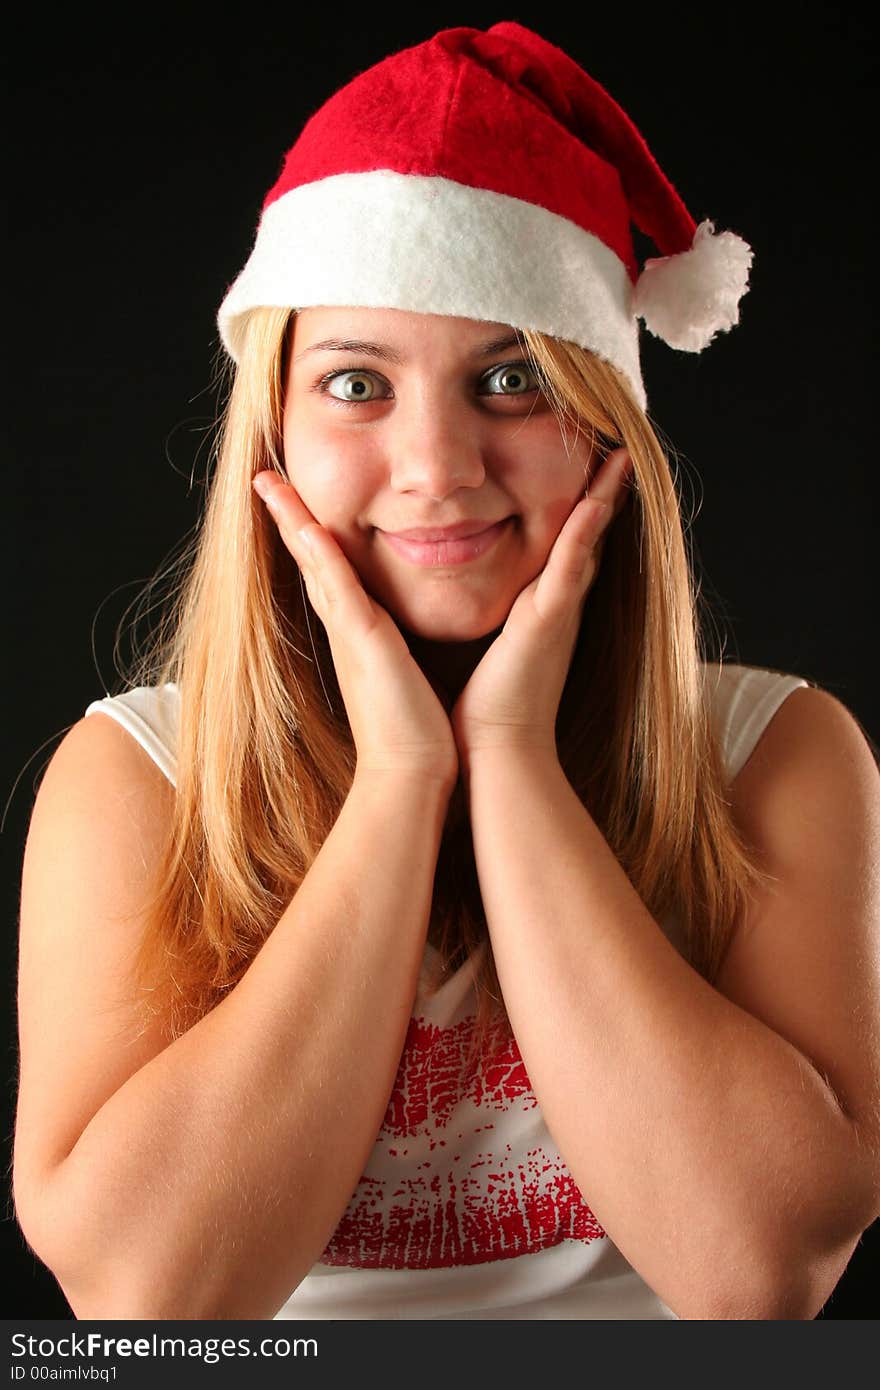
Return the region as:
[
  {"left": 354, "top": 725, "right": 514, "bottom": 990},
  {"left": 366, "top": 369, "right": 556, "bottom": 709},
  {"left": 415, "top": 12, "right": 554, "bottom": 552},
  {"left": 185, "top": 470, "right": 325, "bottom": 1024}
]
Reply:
[{"left": 217, "top": 22, "right": 753, "bottom": 410}]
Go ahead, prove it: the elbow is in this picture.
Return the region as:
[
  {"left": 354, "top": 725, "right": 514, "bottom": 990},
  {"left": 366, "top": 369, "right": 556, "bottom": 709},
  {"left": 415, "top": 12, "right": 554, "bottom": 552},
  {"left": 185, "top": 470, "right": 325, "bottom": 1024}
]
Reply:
[
  {"left": 55, "top": 1256, "right": 301, "bottom": 1321},
  {"left": 715, "top": 1122, "right": 880, "bottom": 1321},
  {"left": 14, "top": 1170, "right": 120, "bottom": 1319},
  {"left": 14, "top": 1175, "right": 172, "bottom": 1321},
  {"left": 769, "top": 1133, "right": 880, "bottom": 1320},
  {"left": 56, "top": 1279, "right": 184, "bottom": 1322},
  {"left": 665, "top": 1201, "right": 877, "bottom": 1321},
  {"left": 699, "top": 1224, "right": 875, "bottom": 1322},
  {"left": 13, "top": 1177, "right": 81, "bottom": 1315},
  {"left": 768, "top": 1228, "right": 875, "bottom": 1321},
  {"left": 49, "top": 1253, "right": 213, "bottom": 1321},
  {"left": 14, "top": 1222, "right": 136, "bottom": 1322},
  {"left": 678, "top": 1268, "right": 841, "bottom": 1322},
  {"left": 750, "top": 1244, "right": 864, "bottom": 1321},
  {"left": 42, "top": 1261, "right": 201, "bottom": 1322}
]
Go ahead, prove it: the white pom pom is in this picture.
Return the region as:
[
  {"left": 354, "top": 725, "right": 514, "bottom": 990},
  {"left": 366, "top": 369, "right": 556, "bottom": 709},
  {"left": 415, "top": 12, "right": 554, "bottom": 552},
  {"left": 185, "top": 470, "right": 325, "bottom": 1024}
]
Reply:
[{"left": 632, "top": 219, "right": 753, "bottom": 352}]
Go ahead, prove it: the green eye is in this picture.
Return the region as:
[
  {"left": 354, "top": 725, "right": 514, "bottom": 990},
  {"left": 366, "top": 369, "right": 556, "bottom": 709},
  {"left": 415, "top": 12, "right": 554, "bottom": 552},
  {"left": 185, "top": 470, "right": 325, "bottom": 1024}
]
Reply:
[
  {"left": 482, "top": 362, "right": 539, "bottom": 396},
  {"left": 324, "top": 371, "right": 383, "bottom": 402}
]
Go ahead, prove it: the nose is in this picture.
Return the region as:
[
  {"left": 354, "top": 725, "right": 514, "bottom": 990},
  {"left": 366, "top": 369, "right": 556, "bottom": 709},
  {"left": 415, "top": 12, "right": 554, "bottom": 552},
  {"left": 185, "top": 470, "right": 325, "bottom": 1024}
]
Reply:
[{"left": 388, "top": 400, "right": 486, "bottom": 500}]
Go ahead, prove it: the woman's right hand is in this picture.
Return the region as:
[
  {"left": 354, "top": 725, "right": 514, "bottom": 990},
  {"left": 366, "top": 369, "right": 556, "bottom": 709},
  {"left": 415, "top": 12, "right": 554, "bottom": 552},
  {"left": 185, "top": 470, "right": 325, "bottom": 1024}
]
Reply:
[{"left": 253, "top": 471, "right": 459, "bottom": 787}]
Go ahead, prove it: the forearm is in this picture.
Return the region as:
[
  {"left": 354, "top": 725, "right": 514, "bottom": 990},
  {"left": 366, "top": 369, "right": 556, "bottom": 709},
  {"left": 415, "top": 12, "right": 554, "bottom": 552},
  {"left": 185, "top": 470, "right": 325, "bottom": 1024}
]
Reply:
[
  {"left": 466, "top": 746, "right": 864, "bottom": 1320},
  {"left": 37, "top": 768, "right": 452, "bottom": 1320}
]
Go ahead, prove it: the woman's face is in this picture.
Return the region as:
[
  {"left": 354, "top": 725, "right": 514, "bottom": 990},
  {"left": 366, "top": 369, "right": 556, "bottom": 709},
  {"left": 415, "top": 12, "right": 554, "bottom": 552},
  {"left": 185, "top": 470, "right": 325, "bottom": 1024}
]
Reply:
[{"left": 282, "top": 306, "right": 594, "bottom": 641}]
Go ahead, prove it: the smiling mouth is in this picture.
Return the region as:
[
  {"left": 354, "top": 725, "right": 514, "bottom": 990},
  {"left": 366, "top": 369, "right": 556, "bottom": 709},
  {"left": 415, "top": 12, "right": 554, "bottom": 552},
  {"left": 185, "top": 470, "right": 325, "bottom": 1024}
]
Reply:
[{"left": 378, "top": 517, "right": 513, "bottom": 566}]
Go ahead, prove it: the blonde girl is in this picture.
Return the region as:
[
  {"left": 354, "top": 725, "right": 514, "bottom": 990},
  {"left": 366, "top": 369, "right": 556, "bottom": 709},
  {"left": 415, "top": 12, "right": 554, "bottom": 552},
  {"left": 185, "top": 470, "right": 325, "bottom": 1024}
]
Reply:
[{"left": 13, "top": 22, "right": 880, "bottom": 1320}]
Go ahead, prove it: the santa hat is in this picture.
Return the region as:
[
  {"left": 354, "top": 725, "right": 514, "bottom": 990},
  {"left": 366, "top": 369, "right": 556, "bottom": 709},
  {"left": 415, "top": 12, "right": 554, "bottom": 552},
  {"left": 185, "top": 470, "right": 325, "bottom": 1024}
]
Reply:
[{"left": 217, "top": 22, "right": 753, "bottom": 410}]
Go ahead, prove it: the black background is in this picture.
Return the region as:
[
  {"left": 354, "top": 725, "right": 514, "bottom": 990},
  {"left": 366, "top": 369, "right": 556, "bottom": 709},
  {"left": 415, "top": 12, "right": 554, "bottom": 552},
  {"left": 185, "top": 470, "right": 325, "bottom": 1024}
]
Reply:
[{"left": 3, "top": 5, "right": 877, "bottom": 1318}]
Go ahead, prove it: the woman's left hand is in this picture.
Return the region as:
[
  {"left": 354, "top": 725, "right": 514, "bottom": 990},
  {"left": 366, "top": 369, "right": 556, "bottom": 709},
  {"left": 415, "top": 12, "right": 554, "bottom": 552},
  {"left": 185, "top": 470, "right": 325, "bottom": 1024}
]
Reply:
[{"left": 451, "top": 447, "right": 631, "bottom": 766}]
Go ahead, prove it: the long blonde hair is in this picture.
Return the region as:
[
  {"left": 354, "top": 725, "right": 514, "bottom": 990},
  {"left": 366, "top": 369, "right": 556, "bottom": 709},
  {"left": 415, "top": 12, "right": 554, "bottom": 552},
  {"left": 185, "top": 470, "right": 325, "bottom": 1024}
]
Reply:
[{"left": 122, "top": 307, "right": 760, "bottom": 1043}]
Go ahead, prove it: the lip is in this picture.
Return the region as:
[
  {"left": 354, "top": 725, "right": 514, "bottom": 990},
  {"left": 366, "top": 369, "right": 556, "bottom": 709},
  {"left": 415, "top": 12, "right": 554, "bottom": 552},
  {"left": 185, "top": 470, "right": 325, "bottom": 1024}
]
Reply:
[{"left": 378, "top": 517, "right": 513, "bottom": 566}]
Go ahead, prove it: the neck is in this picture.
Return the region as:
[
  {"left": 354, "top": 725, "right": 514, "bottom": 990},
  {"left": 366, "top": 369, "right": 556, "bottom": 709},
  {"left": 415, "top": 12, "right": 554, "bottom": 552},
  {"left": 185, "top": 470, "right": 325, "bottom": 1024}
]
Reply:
[{"left": 403, "top": 628, "right": 499, "bottom": 710}]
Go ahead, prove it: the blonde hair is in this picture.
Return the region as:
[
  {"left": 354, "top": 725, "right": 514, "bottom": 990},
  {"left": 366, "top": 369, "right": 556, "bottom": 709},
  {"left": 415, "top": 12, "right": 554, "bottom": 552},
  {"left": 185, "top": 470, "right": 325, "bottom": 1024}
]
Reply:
[{"left": 122, "top": 307, "right": 760, "bottom": 1045}]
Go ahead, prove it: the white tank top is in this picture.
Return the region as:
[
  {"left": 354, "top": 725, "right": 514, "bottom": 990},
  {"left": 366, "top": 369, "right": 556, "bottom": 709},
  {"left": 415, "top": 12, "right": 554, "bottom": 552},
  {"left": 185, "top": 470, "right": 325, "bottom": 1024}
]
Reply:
[{"left": 85, "top": 662, "right": 807, "bottom": 1320}]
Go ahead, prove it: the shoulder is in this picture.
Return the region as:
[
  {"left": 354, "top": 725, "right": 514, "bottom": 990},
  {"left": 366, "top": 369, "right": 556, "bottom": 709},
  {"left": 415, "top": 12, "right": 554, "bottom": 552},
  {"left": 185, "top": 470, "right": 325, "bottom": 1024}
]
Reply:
[
  {"left": 729, "top": 683, "right": 879, "bottom": 836},
  {"left": 84, "top": 683, "right": 180, "bottom": 788},
  {"left": 701, "top": 662, "right": 811, "bottom": 782},
  {"left": 27, "top": 705, "right": 177, "bottom": 870},
  {"left": 54, "top": 699, "right": 176, "bottom": 789},
  {"left": 725, "top": 682, "right": 879, "bottom": 926},
  {"left": 716, "top": 683, "right": 880, "bottom": 1163},
  {"left": 21, "top": 712, "right": 177, "bottom": 919}
]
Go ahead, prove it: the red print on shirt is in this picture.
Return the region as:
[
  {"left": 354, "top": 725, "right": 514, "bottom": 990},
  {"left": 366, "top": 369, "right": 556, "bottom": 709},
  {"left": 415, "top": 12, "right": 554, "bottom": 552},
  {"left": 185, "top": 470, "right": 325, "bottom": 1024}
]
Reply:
[{"left": 321, "top": 1014, "right": 606, "bottom": 1269}]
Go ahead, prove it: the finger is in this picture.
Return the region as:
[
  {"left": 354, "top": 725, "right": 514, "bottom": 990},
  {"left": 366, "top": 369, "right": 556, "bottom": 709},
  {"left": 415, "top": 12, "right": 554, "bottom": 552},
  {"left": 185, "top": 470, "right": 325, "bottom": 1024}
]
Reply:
[
  {"left": 254, "top": 481, "right": 383, "bottom": 637},
  {"left": 531, "top": 496, "right": 610, "bottom": 621},
  {"left": 306, "top": 541, "right": 382, "bottom": 640},
  {"left": 252, "top": 472, "right": 327, "bottom": 577},
  {"left": 586, "top": 447, "right": 632, "bottom": 514},
  {"left": 545, "top": 446, "right": 630, "bottom": 596},
  {"left": 292, "top": 529, "right": 377, "bottom": 634},
  {"left": 252, "top": 470, "right": 317, "bottom": 533},
  {"left": 253, "top": 474, "right": 326, "bottom": 601}
]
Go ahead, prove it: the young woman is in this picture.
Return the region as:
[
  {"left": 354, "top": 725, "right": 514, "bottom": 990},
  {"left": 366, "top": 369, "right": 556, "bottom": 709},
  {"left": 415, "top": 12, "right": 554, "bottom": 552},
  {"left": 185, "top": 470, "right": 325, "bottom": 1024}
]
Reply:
[{"left": 13, "top": 22, "right": 880, "bottom": 1321}]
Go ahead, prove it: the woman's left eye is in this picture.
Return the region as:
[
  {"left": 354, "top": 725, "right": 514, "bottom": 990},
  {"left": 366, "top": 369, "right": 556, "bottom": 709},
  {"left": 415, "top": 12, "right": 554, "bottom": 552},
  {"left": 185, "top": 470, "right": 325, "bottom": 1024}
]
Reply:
[{"left": 480, "top": 362, "right": 540, "bottom": 396}]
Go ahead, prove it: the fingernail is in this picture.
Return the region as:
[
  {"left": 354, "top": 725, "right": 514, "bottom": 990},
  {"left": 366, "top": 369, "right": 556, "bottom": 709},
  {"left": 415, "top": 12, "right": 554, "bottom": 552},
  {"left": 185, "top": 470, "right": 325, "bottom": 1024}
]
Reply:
[
  {"left": 253, "top": 477, "right": 282, "bottom": 516},
  {"left": 254, "top": 483, "right": 280, "bottom": 516}
]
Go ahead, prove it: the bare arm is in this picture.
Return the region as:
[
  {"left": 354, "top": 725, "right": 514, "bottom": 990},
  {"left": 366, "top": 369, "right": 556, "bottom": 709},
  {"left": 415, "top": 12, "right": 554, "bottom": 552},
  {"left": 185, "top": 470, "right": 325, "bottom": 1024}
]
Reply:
[
  {"left": 463, "top": 689, "right": 880, "bottom": 1320},
  {"left": 17, "top": 472, "right": 461, "bottom": 1320},
  {"left": 14, "top": 714, "right": 453, "bottom": 1320},
  {"left": 444, "top": 450, "right": 878, "bottom": 1319}
]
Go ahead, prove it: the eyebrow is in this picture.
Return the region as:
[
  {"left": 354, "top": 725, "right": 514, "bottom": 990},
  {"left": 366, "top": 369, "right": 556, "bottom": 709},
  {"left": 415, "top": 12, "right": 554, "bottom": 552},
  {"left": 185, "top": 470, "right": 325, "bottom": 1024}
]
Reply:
[{"left": 292, "top": 332, "right": 525, "bottom": 366}]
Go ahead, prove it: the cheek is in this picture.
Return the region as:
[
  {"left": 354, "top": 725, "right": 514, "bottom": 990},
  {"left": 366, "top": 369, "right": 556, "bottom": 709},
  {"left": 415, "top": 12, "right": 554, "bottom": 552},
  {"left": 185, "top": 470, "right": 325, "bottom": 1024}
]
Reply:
[
  {"left": 282, "top": 426, "right": 374, "bottom": 527},
  {"left": 516, "top": 451, "right": 589, "bottom": 551}
]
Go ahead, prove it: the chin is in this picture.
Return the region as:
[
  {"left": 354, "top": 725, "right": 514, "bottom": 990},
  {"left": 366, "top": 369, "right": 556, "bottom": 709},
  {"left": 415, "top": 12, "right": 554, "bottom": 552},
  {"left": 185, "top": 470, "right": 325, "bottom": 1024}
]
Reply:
[
  {"left": 414, "top": 620, "right": 499, "bottom": 643},
  {"left": 394, "top": 595, "right": 512, "bottom": 644}
]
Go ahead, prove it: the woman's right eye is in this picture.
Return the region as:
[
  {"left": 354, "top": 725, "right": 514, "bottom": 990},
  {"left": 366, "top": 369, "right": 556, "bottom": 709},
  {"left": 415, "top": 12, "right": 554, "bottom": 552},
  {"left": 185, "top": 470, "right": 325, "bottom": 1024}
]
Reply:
[{"left": 320, "top": 370, "right": 389, "bottom": 403}]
